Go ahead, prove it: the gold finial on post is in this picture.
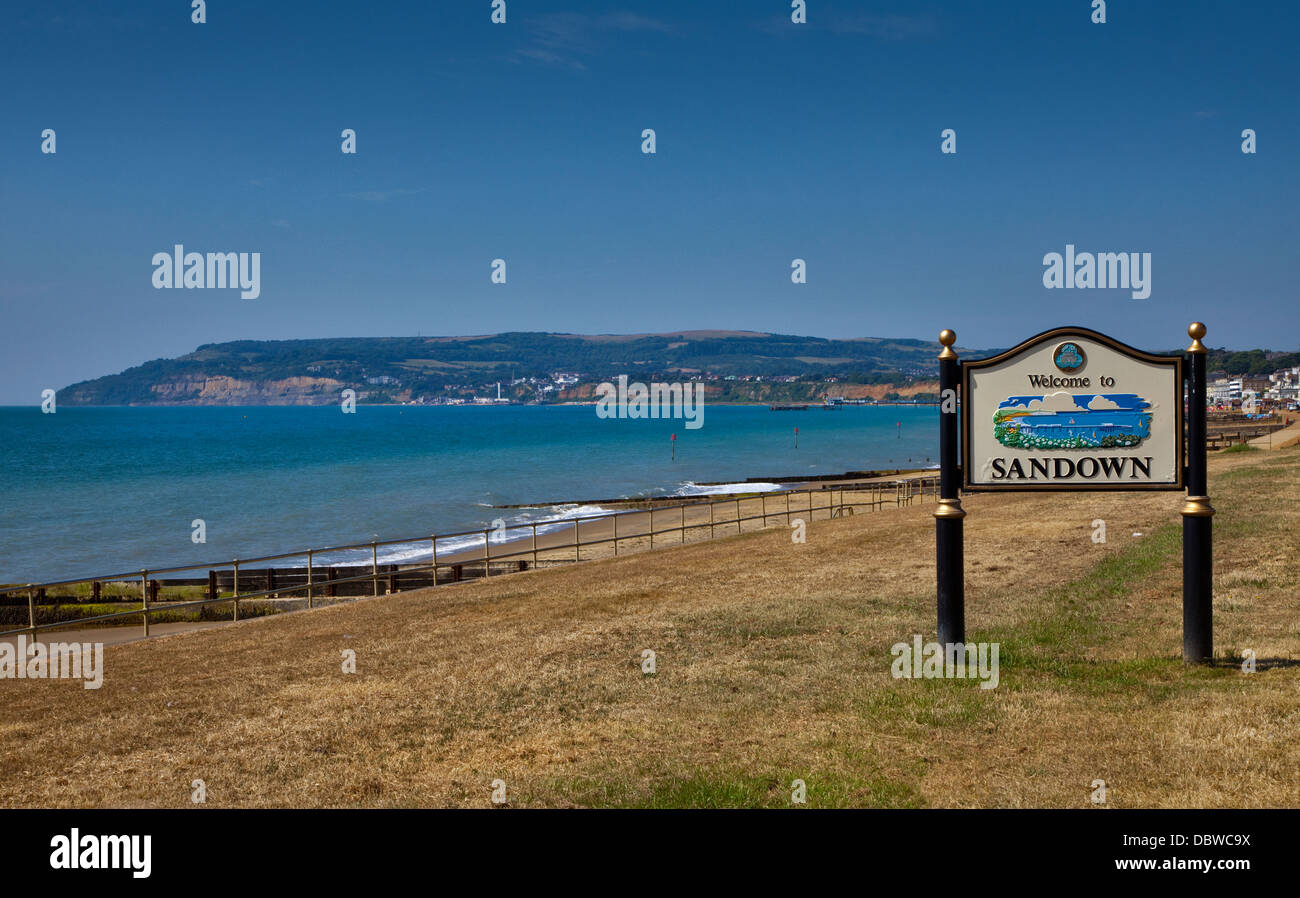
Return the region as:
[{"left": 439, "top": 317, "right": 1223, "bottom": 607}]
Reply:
[
  {"left": 938, "top": 329, "right": 958, "bottom": 361},
  {"left": 1187, "top": 322, "right": 1207, "bottom": 354}
]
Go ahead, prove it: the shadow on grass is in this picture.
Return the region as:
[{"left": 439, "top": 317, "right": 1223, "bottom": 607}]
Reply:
[{"left": 1205, "top": 656, "right": 1300, "bottom": 671}]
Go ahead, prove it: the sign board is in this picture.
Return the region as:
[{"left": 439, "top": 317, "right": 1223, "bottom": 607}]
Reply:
[{"left": 962, "top": 327, "right": 1184, "bottom": 491}]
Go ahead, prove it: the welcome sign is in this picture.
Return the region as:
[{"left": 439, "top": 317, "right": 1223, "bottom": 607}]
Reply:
[{"left": 962, "top": 327, "right": 1184, "bottom": 491}]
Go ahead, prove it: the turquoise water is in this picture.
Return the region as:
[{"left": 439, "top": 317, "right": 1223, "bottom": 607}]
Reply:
[
  {"left": 0, "top": 405, "right": 937, "bottom": 582},
  {"left": 1013, "top": 410, "right": 1150, "bottom": 441}
]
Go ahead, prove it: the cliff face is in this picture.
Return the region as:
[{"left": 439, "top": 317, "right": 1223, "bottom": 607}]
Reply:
[
  {"left": 57, "top": 332, "right": 960, "bottom": 406},
  {"left": 145, "top": 375, "right": 349, "bottom": 406},
  {"left": 61, "top": 372, "right": 935, "bottom": 406},
  {"left": 833, "top": 382, "right": 939, "bottom": 400}
]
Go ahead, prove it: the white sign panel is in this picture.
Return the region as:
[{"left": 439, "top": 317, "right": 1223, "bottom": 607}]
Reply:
[{"left": 963, "top": 328, "right": 1184, "bottom": 491}]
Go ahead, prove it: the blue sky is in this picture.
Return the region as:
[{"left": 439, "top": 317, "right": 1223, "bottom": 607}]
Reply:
[
  {"left": 2, "top": 0, "right": 1297, "bottom": 403},
  {"left": 1000, "top": 393, "right": 1149, "bottom": 411}
]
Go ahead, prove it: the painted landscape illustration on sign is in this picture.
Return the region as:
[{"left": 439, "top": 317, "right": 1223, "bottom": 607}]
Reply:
[{"left": 993, "top": 390, "right": 1154, "bottom": 450}]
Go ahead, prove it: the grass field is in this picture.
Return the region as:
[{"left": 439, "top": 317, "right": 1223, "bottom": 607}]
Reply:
[{"left": 1, "top": 445, "right": 1297, "bottom": 808}]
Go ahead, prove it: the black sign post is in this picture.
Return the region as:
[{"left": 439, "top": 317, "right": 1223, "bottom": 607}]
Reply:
[
  {"left": 937, "top": 323, "right": 1214, "bottom": 664},
  {"left": 935, "top": 329, "right": 965, "bottom": 645},
  {"left": 1182, "top": 322, "right": 1214, "bottom": 663}
]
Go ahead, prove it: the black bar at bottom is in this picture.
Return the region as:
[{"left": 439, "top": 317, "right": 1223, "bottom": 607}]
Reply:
[{"left": 2, "top": 807, "right": 1280, "bottom": 883}]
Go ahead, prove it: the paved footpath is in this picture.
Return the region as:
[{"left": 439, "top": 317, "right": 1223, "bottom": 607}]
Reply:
[
  {"left": 0, "top": 620, "right": 227, "bottom": 649},
  {"left": 1249, "top": 419, "right": 1300, "bottom": 450}
]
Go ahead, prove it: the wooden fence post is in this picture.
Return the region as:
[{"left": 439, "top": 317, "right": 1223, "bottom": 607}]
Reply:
[
  {"left": 232, "top": 559, "right": 240, "bottom": 621},
  {"left": 306, "top": 551, "right": 314, "bottom": 608}
]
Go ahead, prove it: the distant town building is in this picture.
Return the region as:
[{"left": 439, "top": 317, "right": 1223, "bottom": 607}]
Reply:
[
  {"left": 1208, "top": 377, "right": 1242, "bottom": 405},
  {"left": 1265, "top": 366, "right": 1300, "bottom": 407},
  {"left": 1211, "top": 367, "right": 1300, "bottom": 411}
]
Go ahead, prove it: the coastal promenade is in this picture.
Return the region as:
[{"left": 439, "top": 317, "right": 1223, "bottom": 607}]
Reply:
[
  {"left": 1249, "top": 418, "right": 1300, "bottom": 450},
  {"left": 0, "top": 621, "right": 226, "bottom": 650},
  {"left": 1, "top": 473, "right": 941, "bottom": 644}
]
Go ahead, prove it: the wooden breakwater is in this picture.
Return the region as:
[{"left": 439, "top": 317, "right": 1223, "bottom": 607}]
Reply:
[{"left": 1205, "top": 416, "right": 1291, "bottom": 449}]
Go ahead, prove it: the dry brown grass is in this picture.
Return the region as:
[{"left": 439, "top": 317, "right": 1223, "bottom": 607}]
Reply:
[{"left": 1, "top": 446, "right": 1296, "bottom": 808}]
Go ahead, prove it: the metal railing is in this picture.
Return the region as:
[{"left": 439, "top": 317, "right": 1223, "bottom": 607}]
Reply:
[{"left": 0, "top": 476, "right": 940, "bottom": 639}]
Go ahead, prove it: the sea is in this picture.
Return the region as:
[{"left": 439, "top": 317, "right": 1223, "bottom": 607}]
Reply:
[{"left": 0, "top": 404, "right": 937, "bottom": 583}]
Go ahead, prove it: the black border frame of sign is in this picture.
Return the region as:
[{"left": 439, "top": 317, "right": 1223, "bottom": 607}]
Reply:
[{"left": 961, "top": 326, "right": 1186, "bottom": 492}]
